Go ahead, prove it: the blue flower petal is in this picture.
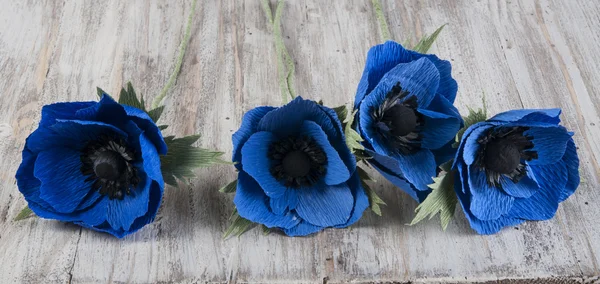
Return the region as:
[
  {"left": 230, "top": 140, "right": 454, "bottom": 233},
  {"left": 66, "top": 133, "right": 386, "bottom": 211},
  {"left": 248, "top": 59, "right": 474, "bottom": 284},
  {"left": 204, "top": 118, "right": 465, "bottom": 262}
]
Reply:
[
  {"left": 506, "top": 161, "right": 567, "bottom": 220},
  {"left": 295, "top": 182, "right": 354, "bottom": 227},
  {"left": 524, "top": 126, "right": 572, "bottom": 165},
  {"left": 283, "top": 221, "right": 325, "bottom": 237},
  {"left": 39, "top": 101, "right": 96, "bottom": 128},
  {"left": 425, "top": 94, "right": 462, "bottom": 123},
  {"left": 33, "top": 197, "right": 109, "bottom": 227},
  {"left": 333, "top": 173, "right": 369, "bottom": 228},
  {"left": 232, "top": 106, "right": 275, "bottom": 169},
  {"left": 241, "top": 131, "right": 288, "bottom": 198},
  {"left": 392, "top": 149, "right": 437, "bottom": 191},
  {"left": 418, "top": 108, "right": 462, "bottom": 150},
  {"left": 372, "top": 57, "right": 441, "bottom": 108},
  {"left": 560, "top": 139, "right": 579, "bottom": 202},
  {"left": 452, "top": 122, "right": 493, "bottom": 169},
  {"left": 489, "top": 109, "right": 561, "bottom": 124},
  {"left": 269, "top": 189, "right": 298, "bottom": 215},
  {"left": 123, "top": 105, "right": 168, "bottom": 155},
  {"left": 27, "top": 120, "right": 128, "bottom": 153},
  {"left": 354, "top": 41, "right": 413, "bottom": 109},
  {"left": 318, "top": 105, "right": 357, "bottom": 171},
  {"left": 300, "top": 120, "right": 350, "bottom": 185},
  {"left": 138, "top": 132, "right": 164, "bottom": 186},
  {"left": 257, "top": 97, "right": 337, "bottom": 140},
  {"left": 33, "top": 148, "right": 93, "bottom": 214},
  {"left": 84, "top": 179, "right": 164, "bottom": 238},
  {"left": 468, "top": 166, "right": 515, "bottom": 220},
  {"left": 76, "top": 95, "right": 128, "bottom": 127},
  {"left": 499, "top": 167, "right": 540, "bottom": 198},
  {"left": 431, "top": 140, "right": 457, "bottom": 167},
  {"left": 234, "top": 172, "right": 300, "bottom": 229},
  {"left": 106, "top": 173, "right": 151, "bottom": 231},
  {"left": 409, "top": 51, "right": 458, "bottom": 104},
  {"left": 366, "top": 149, "right": 428, "bottom": 201},
  {"left": 454, "top": 164, "right": 524, "bottom": 234},
  {"left": 462, "top": 124, "right": 494, "bottom": 166},
  {"left": 16, "top": 149, "right": 56, "bottom": 211}
]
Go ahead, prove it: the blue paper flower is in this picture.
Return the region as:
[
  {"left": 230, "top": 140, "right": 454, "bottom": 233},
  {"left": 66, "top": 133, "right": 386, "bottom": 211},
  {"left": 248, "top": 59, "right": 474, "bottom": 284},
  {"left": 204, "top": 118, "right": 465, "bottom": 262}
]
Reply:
[
  {"left": 354, "top": 41, "right": 462, "bottom": 201},
  {"left": 453, "top": 109, "right": 579, "bottom": 234},
  {"left": 16, "top": 95, "right": 167, "bottom": 238},
  {"left": 232, "top": 97, "right": 369, "bottom": 236}
]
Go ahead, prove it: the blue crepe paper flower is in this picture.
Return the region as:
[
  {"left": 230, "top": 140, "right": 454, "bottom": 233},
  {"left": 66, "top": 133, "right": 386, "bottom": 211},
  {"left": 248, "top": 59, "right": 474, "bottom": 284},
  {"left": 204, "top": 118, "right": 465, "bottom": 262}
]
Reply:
[
  {"left": 353, "top": 41, "right": 462, "bottom": 202},
  {"left": 232, "top": 97, "right": 369, "bottom": 236},
  {"left": 453, "top": 109, "right": 580, "bottom": 234},
  {"left": 16, "top": 95, "right": 166, "bottom": 238}
]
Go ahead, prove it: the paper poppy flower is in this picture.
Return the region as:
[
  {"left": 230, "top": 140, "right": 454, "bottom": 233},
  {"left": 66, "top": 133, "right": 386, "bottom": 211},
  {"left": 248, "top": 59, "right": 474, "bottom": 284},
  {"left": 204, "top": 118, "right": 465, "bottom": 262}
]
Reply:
[
  {"left": 232, "top": 97, "right": 369, "bottom": 236},
  {"left": 354, "top": 41, "right": 462, "bottom": 201},
  {"left": 453, "top": 109, "right": 579, "bottom": 234},
  {"left": 16, "top": 95, "right": 166, "bottom": 238}
]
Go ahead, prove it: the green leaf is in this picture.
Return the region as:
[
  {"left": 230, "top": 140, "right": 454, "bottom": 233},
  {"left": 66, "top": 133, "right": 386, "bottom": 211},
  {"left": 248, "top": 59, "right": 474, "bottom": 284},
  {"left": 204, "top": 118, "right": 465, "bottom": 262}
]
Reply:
[
  {"left": 261, "top": 225, "right": 272, "bottom": 236},
  {"left": 343, "top": 109, "right": 365, "bottom": 153},
  {"left": 147, "top": 106, "right": 165, "bottom": 123},
  {"left": 413, "top": 24, "right": 447, "bottom": 54},
  {"left": 223, "top": 209, "right": 257, "bottom": 239},
  {"left": 410, "top": 171, "right": 458, "bottom": 230},
  {"left": 158, "top": 125, "right": 169, "bottom": 131},
  {"left": 14, "top": 206, "right": 34, "bottom": 221},
  {"left": 333, "top": 105, "right": 348, "bottom": 122},
  {"left": 160, "top": 135, "right": 228, "bottom": 187},
  {"left": 219, "top": 179, "right": 238, "bottom": 193},
  {"left": 455, "top": 97, "right": 488, "bottom": 146},
  {"left": 118, "top": 82, "right": 146, "bottom": 111},
  {"left": 97, "top": 87, "right": 107, "bottom": 99},
  {"left": 357, "top": 167, "right": 385, "bottom": 216}
]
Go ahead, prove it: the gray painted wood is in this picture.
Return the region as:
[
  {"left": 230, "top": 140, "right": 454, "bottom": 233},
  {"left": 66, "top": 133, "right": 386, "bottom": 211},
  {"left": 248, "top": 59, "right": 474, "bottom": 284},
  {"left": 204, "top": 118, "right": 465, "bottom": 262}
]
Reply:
[{"left": 0, "top": 0, "right": 599, "bottom": 283}]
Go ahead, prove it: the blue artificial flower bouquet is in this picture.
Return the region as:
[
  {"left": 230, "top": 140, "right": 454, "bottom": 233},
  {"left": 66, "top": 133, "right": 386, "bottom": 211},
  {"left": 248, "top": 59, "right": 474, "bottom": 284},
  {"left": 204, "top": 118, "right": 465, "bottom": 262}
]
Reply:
[{"left": 13, "top": 1, "right": 581, "bottom": 238}]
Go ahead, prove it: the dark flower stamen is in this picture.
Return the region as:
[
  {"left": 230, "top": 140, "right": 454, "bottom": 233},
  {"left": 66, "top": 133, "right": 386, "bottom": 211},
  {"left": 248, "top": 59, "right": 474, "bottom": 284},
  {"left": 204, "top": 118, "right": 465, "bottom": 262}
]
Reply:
[
  {"left": 80, "top": 134, "right": 139, "bottom": 200},
  {"left": 268, "top": 136, "right": 327, "bottom": 188},
  {"left": 371, "top": 82, "right": 423, "bottom": 154},
  {"left": 476, "top": 127, "right": 538, "bottom": 186}
]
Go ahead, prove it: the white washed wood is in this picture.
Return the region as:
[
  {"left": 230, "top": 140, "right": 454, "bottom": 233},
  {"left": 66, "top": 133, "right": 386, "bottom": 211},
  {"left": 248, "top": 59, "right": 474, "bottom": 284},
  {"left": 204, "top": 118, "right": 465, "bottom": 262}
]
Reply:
[{"left": 0, "top": 1, "right": 599, "bottom": 283}]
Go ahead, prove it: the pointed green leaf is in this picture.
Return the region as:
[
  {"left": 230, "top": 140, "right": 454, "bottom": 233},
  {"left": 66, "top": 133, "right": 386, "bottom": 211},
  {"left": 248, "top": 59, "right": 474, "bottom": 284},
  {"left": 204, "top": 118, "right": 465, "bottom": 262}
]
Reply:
[
  {"left": 118, "top": 82, "right": 146, "bottom": 111},
  {"left": 333, "top": 105, "right": 348, "bottom": 123},
  {"left": 96, "top": 87, "right": 107, "bottom": 99},
  {"left": 160, "top": 135, "right": 228, "bottom": 187},
  {"left": 148, "top": 106, "right": 165, "bottom": 123},
  {"left": 413, "top": 24, "right": 447, "bottom": 54},
  {"left": 410, "top": 171, "right": 458, "bottom": 230},
  {"left": 455, "top": 96, "right": 488, "bottom": 146},
  {"left": 261, "top": 225, "right": 272, "bottom": 236},
  {"left": 223, "top": 209, "right": 257, "bottom": 239},
  {"left": 358, "top": 167, "right": 385, "bottom": 216},
  {"left": 158, "top": 125, "right": 169, "bottom": 131},
  {"left": 14, "top": 206, "right": 34, "bottom": 221},
  {"left": 343, "top": 109, "right": 365, "bottom": 153},
  {"left": 220, "top": 179, "right": 238, "bottom": 193}
]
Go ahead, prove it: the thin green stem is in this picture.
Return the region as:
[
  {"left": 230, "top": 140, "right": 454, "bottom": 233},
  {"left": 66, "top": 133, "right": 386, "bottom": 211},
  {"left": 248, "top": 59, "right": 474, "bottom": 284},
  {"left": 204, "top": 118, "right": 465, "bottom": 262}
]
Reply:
[
  {"left": 371, "top": 0, "right": 392, "bottom": 42},
  {"left": 262, "top": 0, "right": 296, "bottom": 104},
  {"left": 151, "top": 0, "right": 198, "bottom": 109}
]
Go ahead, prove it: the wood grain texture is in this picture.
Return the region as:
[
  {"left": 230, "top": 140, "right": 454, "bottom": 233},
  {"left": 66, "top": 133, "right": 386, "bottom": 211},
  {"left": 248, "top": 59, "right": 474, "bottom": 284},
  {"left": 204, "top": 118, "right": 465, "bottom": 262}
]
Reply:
[{"left": 1, "top": 0, "right": 599, "bottom": 283}]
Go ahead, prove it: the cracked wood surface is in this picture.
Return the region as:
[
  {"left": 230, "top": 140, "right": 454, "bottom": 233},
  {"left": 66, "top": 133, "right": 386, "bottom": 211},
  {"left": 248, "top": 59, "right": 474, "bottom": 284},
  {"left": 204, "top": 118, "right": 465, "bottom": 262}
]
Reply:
[{"left": 1, "top": 1, "right": 600, "bottom": 283}]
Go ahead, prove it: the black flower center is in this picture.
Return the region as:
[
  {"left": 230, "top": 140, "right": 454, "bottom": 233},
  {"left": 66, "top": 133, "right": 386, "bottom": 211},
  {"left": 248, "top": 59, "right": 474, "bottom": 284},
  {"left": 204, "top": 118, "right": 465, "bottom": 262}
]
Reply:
[
  {"left": 81, "top": 134, "right": 139, "bottom": 200},
  {"left": 268, "top": 136, "right": 327, "bottom": 188},
  {"left": 282, "top": 150, "right": 311, "bottom": 178},
  {"left": 382, "top": 104, "right": 418, "bottom": 136},
  {"left": 371, "top": 82, "right": 423, "bottom": 154},
  {"left": 476, "top": 127, "right": 538, "bottom": 186}
]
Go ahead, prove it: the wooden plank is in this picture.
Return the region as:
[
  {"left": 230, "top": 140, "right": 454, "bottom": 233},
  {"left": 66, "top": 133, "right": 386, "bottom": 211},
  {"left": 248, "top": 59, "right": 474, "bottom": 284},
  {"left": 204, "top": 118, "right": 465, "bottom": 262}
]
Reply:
[{"left": 0, "top": 0, "right": 599, "bottom": 283}]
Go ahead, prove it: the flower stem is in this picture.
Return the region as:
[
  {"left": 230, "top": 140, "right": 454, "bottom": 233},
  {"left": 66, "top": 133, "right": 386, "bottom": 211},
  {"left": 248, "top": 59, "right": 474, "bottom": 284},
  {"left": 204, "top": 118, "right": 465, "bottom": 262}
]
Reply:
[
  {"left": 262, "top": 0, "right": 296, "bottom": 104},
  {"left": 151, "top": 0, "right": 198, "bottom": 109},
  {"left": 371, "top": 0, "right": 392, "bottom": 42}
]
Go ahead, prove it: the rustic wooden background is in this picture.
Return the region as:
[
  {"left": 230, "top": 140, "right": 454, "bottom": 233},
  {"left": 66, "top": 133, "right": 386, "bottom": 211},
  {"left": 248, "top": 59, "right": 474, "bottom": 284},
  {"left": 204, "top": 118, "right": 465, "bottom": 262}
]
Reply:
[{"left": 1, "top": 1, "right": 600, "bottom": 283}]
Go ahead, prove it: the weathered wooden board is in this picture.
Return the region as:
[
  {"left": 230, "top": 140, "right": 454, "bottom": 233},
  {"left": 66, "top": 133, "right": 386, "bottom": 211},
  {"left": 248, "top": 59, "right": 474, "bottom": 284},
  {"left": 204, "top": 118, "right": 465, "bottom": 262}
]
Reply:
[{"left": 1, "top": 1, "right": 599, "bottom": 283}]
